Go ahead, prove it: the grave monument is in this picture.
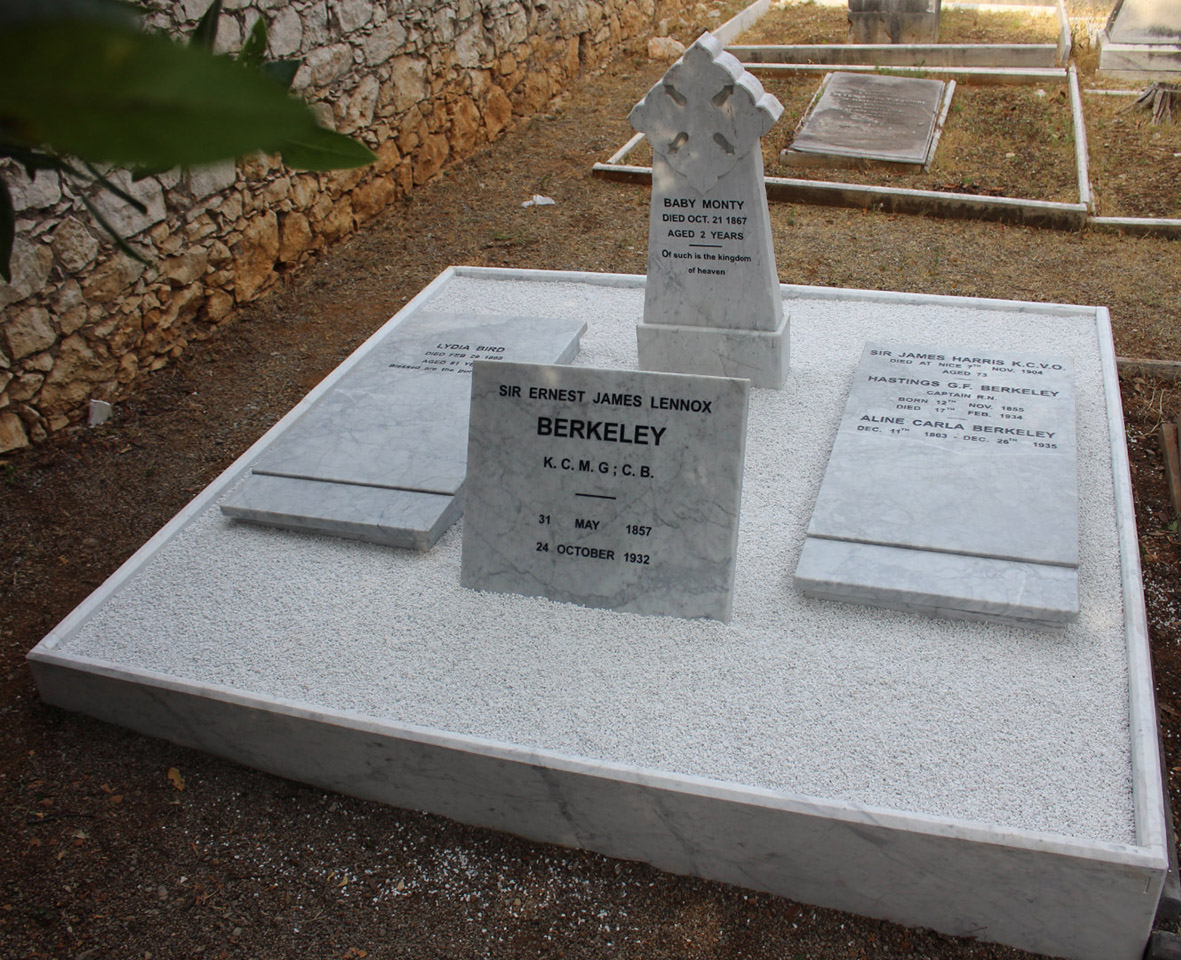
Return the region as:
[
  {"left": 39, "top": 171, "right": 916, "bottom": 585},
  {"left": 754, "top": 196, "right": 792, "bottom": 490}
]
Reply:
[
  {"left": 795, "top": 342, "right": 1079, "bottom": 626},
  {"left": 782, "top": 72, "right": 950, "bottom": 170},
  {"left": 848, "top": 0, "right": 941, "bottom": 44},
  {"left": 629, "top": 33, "right": 789, "bottom": 389},
  {"left": 460, "top": 361, "right": 750, "bottom": 621},
  {"left": 1099, "top": 0, "right": 1181, "bottom": 76}
]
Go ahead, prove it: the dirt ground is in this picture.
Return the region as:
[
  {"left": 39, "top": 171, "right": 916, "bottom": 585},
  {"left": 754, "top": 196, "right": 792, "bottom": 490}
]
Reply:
[{"left": 3, "top": 14, "right": 1181, "bottom": 960}]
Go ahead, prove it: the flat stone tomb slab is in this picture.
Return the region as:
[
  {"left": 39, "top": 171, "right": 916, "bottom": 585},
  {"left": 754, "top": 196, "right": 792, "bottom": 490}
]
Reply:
[
  {"left": 26, "top": 269, "right": 1165, "bottom": 960},
  {"left": 786, "top": 72, "right": 948, "bottom": 167},
  {"left": 220, "top": 310, "right": 586, "bottom": 550},
  {"left": 461, "top": 362, "right": 749, "bottom": 621},
  {"left": 796, "top": 341, "right": 1078, "bottom": 625}
]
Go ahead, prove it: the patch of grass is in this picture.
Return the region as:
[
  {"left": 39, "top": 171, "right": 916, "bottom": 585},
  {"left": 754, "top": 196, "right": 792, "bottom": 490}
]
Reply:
[{"left": 1085, "top": 93, "right": 1181, "bottom": 218}]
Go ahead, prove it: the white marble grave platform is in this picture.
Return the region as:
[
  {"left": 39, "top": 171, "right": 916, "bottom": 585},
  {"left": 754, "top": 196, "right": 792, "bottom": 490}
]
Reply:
[{"left": 28, "top": 267, "right": 1165, "bottom": 960}]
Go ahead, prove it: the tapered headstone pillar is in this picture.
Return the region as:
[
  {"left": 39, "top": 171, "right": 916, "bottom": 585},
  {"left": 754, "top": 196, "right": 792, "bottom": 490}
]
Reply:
[{"left": 629, "top": 33, "right": 788, "bottom": 389}]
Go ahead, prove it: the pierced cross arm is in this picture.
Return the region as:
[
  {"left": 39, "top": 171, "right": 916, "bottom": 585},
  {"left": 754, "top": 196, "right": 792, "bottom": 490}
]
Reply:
[{"left": 629, "top": 32, "right": 784, "bottom": 193}]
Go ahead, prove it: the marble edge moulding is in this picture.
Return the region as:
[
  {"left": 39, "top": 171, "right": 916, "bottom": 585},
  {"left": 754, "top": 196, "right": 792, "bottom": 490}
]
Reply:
[{"left": 25, "top": 266, "right": 1166, "bottom": 867}]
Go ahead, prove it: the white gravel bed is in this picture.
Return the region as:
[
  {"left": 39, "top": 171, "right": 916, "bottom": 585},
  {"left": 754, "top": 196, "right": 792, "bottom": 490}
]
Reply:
[{"left": 60, "top": 274, "right": 1133, "bottom": 845}]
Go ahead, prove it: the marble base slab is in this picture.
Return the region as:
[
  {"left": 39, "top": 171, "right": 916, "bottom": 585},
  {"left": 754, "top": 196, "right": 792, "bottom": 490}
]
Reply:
[
  {"left": 795, "top": 537, "right": 1080, "bottom": 627},
  {"left": 1098, "top": 38, "right": 1181, "bottom": 76},
  {"left": 219, "top": 473, "right": 461, "bottom": 550},
  {"left": 220, "top": 309, "right": 586, "bottom": 550},
  {"left": 25, "top": 268, "right": 1167, "bottom": 960},
  {"left": 637, "top": 312, "right": 789, "bottom": 388},
  {"left": 797, "top": 341, "right": 1078, "bottom": 626}
]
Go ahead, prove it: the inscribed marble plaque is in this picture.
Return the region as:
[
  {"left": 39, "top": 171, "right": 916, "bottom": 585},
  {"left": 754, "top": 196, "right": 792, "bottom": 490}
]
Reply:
[
  {"left": 796, "top": 342, "right": 1078, "bottom": 626},
  {"left": 221, "top": 311, "right": 586, "bottom": 549},
  {"left": 461, "top": 361, "right": 749, "bottom": 621},
  {"left": 787, "top": 73, "right": 947, "bottom": 166}
]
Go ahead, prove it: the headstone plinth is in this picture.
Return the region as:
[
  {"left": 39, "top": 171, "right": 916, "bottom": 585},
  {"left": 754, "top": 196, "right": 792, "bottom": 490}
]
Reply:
[{"left": 629, "top": 33, "right": 788, "bottom": 389}]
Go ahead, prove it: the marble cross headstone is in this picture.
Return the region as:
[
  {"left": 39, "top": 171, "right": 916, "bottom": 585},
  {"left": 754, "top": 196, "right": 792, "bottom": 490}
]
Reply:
[{"left": 629, "top": 33, "right": 789, "bottom": 389}]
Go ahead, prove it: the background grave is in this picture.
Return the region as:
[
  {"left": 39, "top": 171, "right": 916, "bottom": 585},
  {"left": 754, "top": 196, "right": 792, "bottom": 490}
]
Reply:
[
  {"left": 734, "top": 0, "right": 1064, "bottom": 47},
  {"left": 783, "top": 72, "right": 952, "bottom": 169}
]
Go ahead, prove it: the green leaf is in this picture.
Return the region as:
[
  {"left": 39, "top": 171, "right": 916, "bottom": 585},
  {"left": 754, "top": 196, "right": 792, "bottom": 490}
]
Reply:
[
  {"left": 0, "top": 178, "right": 14, "bottom": 283},
  {"left": 0, "top": 144, "right": 78, "bottom": 181},
  {"left": 0, "top": 20, "right": 324, "bottom": 169},
  {"left": 260, "top": 58, "right": 301, "bottom": 90},
  {"left": 239, "top": 17, "right": 268, "bottom": 70},
  {"left": 130, "top": 164, "right": 174, "bottom": 181},
  {"left": 279, "top": 126, "right": 376, "bottom": 172},
  {"left": 190, "top": 0, "right": 222, "bottom": 50}
]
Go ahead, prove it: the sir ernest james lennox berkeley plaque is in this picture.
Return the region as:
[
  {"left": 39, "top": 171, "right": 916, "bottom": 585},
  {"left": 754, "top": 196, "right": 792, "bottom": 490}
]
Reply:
[{"left": 461, "top": 361, "right": 750, "bottom": 622}]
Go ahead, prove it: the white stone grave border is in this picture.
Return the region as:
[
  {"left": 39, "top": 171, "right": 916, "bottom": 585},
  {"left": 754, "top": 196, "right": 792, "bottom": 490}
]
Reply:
[
  {"left": 24, "top": 265, "right": 1170, "bottom": 960},
  {"left": 597, "top": 64, "right": 1181, "bottom": 235}
]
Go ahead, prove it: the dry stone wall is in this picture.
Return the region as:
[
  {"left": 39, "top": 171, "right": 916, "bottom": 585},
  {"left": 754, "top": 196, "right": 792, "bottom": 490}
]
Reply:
[{"left": 0, "top": 0, "right": 682, "bottom": 453}]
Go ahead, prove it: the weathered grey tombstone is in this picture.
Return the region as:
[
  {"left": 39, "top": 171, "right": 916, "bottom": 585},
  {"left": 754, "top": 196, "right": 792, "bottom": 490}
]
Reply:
[
  {"left": 783, "top": 72, "right": 950, "bottom": 170},
  {"left": 848, "top": 0, "right": 941, "bottom": 44},
  {"left": 629, "top": 33, "right": 788, "bottom": 389}
]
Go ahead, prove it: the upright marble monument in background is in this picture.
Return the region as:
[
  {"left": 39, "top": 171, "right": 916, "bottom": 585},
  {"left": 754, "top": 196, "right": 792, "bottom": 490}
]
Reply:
[
  {"left": 848, "top": 0, "right": 941, "bottom": 43},
  {"left": 630, "top": 34, "right": 788, "bottom": 389}
]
